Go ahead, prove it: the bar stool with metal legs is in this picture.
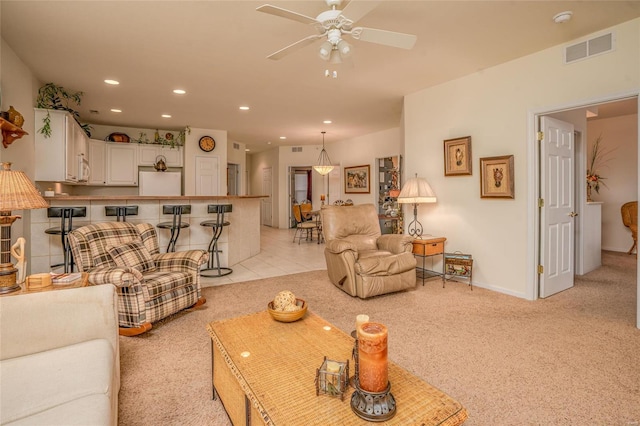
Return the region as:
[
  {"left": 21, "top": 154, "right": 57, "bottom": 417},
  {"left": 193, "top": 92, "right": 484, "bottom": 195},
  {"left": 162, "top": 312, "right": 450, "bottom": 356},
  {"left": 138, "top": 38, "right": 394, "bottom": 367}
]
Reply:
[
  {"left": 105, "top": 205, "right": 138, "bottom": 222},
  {"left": 157, "top": 205, "right": 191, "bottom": 252},
  {"left": 200, "top": 204, "right": 232, "bottom": 277},
  {"left": 44, "top": 206, "right": 87, "bottom": 273}
]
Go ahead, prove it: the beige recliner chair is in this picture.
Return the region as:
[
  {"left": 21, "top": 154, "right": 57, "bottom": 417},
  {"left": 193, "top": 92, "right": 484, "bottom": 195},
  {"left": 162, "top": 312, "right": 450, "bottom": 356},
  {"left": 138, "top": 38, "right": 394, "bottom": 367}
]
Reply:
[{"left": 321, "top": 204, "right": 417, "bottom": 298}]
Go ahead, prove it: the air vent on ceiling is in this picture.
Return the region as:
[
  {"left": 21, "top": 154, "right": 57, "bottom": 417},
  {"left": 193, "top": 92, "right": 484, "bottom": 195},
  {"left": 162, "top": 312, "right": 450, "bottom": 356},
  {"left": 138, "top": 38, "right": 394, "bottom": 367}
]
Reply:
[
  {"left": 291, "top": 147, "right": 302, "bottom": 152},
  {"left": 564, "top": 32, "right": 614, "bottom": 64},
  {"left": 233, "top": 142, "right": 240, "bottom": 150}
]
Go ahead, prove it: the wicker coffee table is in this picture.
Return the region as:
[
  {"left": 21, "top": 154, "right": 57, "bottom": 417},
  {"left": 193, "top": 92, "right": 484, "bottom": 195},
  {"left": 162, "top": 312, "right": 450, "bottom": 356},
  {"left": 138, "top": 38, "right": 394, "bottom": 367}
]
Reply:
[{"left": 206, "top": 311, "right": 467, "bottom": 425}]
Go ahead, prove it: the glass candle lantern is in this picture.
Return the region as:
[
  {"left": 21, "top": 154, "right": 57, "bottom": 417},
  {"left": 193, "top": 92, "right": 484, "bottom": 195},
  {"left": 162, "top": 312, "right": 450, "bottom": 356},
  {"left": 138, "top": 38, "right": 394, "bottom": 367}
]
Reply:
[
  {"left": 315, "top": 357, "right": 349, "bottom": 400},
  {"left": 357, "top": 322, "right": 388, "bottom": 393}
]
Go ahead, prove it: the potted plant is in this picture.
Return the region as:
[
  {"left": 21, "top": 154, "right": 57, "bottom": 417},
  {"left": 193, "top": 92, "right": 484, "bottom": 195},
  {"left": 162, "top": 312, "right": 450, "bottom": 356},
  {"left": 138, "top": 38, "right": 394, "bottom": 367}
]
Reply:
[{"left": 36, "top": 83, "right": 92, "bottom": 137}]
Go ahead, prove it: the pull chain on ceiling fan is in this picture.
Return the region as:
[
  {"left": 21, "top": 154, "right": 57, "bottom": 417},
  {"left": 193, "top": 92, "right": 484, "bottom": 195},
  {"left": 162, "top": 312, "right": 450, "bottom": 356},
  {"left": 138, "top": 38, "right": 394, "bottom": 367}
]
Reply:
[{"left": 257, "top": 0, "right": 417, "bottom": 63}]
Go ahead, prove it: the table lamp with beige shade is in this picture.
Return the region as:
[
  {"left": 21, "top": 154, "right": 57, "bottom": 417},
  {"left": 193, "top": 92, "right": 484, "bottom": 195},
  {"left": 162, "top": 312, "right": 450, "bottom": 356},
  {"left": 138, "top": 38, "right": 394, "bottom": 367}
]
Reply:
[
  {"left": 396, "top": 173, "right": 437, "bottom": 239},
  {"left": 0, "top": 162, "right": 49, "bottom": 293}
]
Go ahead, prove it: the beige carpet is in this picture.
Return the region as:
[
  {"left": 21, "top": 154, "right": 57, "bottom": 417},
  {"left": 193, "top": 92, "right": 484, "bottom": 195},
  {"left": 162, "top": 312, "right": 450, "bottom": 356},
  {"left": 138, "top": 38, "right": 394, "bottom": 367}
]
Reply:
[{"left": 118, "top": 251, "right": 639, "bottom": 425}]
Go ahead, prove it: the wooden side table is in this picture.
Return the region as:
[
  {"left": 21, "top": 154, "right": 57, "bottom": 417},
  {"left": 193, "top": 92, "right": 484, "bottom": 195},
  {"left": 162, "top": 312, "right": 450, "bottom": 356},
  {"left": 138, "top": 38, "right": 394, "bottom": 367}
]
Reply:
[
  {"left": 1, "top": 272, "right": 89, "bottom": 296},
  {"left": 412, "top": 237, "right": 446, "bottom": 286}
]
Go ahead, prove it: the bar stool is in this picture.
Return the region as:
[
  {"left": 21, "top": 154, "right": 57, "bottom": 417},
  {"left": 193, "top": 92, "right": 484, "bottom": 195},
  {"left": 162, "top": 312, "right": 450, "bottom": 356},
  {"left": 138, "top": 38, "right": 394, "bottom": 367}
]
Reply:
[
  {"left": 44, "top": 206, "right": 87, "bottom": 273},
  {"left": 200, "top": 204, "right": 232, "bottom": 277},
  {"left": 105, "top": 205, "right": 138, "bottom": 222},
  {"left": 157, "top": 205, "right": 191, "bottom": 252}
]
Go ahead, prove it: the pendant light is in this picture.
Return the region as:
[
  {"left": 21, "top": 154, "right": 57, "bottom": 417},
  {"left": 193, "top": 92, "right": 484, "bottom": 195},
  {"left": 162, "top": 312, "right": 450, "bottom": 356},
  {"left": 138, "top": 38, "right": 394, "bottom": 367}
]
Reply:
[{"left": 314, "top": 131, "right": 334, "bottom": 175}]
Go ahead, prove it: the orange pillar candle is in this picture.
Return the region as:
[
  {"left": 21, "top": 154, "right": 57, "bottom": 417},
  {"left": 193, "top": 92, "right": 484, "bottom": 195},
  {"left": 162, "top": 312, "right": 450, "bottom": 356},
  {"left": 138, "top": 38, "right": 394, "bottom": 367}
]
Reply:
[{"left": 357, "top": 322, "right": 388, "bottom": 393}]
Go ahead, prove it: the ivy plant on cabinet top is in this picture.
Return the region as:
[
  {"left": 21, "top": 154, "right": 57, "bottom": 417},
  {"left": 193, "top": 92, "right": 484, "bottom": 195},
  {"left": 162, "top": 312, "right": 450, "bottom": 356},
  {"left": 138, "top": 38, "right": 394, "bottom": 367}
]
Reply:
[{"left": 36, "top": 83, "right": 92, "bottom": 138}]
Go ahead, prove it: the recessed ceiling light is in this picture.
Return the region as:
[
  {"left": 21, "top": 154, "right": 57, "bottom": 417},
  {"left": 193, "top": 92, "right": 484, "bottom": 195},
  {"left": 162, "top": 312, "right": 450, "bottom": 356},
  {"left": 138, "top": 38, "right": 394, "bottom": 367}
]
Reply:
[
  {"left": 553, "top": 11, "right": 573, "bottom": 24},
  {"left": 161, "top": 114, "right": 171, "bottom": 118},
  {"left": 267, "top": 141, "right": 272, "bottom": 144},
  {"left": 104, "top": 79, "right": 119, "bottom": 85},
  {"left": 245, "top": 148, "right": 250, "bottom": 152},
  {"left": 239, "top": 106, "right": 250, "bottom": 111},
  {"left": 279, "top": 136, "right": 286, "bottom": 140},
  {"left": 323, "top": 120, "right": 332, "bottom": 124},
  {"left": 173, "top": 89, "right": 186, "bottom": 94},
  {"left": 110, "top": 109, "right": 122, "bottom": 113}
]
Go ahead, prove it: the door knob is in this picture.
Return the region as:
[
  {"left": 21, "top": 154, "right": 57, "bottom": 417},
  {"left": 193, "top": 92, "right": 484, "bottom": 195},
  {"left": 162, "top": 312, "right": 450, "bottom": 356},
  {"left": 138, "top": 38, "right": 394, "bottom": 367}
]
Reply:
[{"left": 568, "top": 212, "right": 578, "bottom": 217}]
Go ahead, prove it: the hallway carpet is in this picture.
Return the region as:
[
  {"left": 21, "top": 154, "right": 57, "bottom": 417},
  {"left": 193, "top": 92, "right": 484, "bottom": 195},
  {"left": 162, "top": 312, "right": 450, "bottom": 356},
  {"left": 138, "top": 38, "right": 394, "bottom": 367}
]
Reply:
[{"left": 118, "top": 251, "right": 638, "bottom": 425}]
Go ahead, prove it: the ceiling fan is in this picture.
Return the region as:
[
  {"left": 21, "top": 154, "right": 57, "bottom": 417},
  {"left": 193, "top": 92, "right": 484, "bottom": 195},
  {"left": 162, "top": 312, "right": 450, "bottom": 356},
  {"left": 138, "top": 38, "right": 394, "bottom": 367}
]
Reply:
[{"left": 256, "top": 0, "right": 417, "bottom": 63}]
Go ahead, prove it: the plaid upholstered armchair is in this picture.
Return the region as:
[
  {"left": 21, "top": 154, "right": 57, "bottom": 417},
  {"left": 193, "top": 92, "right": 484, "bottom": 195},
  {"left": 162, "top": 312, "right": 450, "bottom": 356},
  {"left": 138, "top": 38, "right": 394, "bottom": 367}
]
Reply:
[{"left": 68, "top": 222, "right": 208, "bottom": 336}]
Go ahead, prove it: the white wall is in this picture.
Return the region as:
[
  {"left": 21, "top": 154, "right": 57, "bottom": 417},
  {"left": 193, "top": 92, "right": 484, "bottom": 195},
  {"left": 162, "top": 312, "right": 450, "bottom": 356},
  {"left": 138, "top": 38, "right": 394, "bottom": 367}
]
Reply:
[
  {"left": 184, "top": 127, "right": 227, "bottom": 196},
  {"left": 227, "top": 138, "right": 247, "bottom": 195},
  {"left": 249, "top": 148, "right": 279, "bottom": 226},
  {"left": 328, "top": 127, "right": 403, "bottom": 207},
  {"left": 1, "top": 38, "right": 40, "bottom": 248},
  {"left": 587, "top": 114, "right": 638, "bottom": 252},
  {"left": 277, "top": 144, "right": 323, "bottom": 229},
  {"left": 403, "top": 19, "right": 639, "bottom": 298},
  {"left": 252, "top": 127, "right": 403, "bottom": 229}
]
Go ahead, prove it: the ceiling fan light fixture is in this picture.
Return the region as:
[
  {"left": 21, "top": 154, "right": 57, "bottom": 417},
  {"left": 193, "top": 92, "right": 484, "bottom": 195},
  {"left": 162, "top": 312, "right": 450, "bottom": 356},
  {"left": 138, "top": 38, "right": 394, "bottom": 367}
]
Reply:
[
  {"left": 337, "top": 39, "right": 352, "bottom": 57},
  {"left": 319, "top": 40, "right": 333, "bottom": 60},
  {"left": 329, "top": 49, "right": 342, "bottom": 64}
]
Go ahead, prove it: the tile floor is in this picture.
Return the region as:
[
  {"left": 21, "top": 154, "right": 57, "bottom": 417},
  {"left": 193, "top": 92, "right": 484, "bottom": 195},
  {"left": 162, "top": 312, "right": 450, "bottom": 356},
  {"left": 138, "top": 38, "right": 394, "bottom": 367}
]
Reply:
[{"left": 200, "top": 225, "right": 327, "bottom": 288}]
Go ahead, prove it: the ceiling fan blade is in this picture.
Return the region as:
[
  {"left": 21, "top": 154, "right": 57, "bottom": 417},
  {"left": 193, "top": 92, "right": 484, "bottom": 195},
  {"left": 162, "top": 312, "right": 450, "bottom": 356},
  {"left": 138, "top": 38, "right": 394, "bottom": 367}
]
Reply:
[
  {"left": 256, "top": 4, "right": 318, "bottom": 25},
  {"left": 339, "top": 0, "right": 381, "bottom": 24},
  {"left": 351, "top": 27, "right": 417, "bottom": 50},
  {"left": 267, "top": 34, "right": 323, "bottom": 60}
]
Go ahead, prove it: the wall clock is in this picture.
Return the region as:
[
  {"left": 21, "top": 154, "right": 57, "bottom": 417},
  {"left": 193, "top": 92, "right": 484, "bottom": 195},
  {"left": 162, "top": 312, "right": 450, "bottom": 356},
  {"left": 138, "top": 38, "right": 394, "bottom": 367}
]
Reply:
[{"left": 199, "top": 135, "right": 215, "bottom": 152}]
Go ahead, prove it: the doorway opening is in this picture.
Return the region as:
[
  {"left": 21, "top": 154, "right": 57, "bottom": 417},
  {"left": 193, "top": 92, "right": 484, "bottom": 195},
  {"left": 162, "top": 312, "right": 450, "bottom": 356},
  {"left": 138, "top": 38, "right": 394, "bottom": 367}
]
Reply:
[
  {"left": 289, "top": 167, "right": 313, "bottom": 228},
  {"left": 532, "top": 95, "right": 638, "bottom": 304},
  {"left": 227, "top": 163, "right": 240, "bottom": 196}
]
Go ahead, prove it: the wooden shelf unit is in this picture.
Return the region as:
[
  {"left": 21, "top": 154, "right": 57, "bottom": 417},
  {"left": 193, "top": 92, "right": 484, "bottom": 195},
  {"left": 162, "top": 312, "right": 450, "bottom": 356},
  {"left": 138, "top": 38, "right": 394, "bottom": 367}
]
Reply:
[{"left": 0, "top": 117, "right": 28, "bottom": 148}]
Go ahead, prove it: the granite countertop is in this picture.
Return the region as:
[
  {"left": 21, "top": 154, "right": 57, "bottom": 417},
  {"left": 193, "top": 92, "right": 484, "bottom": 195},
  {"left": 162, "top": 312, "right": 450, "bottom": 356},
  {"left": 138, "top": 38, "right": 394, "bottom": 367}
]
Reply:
[{"left": 44, "top": 195, "right": 267, "bottom": 201}]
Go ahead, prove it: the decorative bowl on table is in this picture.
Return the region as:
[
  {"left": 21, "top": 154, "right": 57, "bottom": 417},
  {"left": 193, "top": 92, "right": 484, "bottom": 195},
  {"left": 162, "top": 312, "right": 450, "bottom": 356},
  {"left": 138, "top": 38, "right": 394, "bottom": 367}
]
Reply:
[{"left": 267, "top": 298, "right": 307, "bottom": 322}]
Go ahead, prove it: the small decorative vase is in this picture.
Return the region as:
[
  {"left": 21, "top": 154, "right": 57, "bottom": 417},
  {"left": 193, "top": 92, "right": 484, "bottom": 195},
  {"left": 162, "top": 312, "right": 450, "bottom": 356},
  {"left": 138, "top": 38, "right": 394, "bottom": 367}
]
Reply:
[
  {"left": 586, "top": 185, "right": 592, "bottom": 202},
  {"left": 7, "top": 106, "right": 24, "bottom": 128}
]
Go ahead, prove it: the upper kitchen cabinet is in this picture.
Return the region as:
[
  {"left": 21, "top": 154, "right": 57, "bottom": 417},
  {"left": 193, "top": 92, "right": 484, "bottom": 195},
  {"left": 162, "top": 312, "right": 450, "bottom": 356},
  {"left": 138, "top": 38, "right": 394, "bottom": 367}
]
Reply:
[
  {"left": 88, "top": 139, "right": 107, "bottom": 185},
  {"left": 106, "top": 143, "right": 138, "bottom": 186},
  {"left": 34, "top": 109, "right": 89, "bottom": 183},
  {"left": 138, "top": 144, "right": 183, "bottom": 168}
]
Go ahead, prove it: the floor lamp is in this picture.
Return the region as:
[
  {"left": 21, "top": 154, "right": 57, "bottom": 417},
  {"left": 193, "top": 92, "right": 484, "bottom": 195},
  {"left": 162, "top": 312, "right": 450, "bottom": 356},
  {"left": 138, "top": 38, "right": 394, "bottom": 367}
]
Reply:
[
  {"left": 0, "top": 162, "right": 49, "bottom": 293},
  {"left": 396, "top": 174, "right": 437, "bottom": 238}
]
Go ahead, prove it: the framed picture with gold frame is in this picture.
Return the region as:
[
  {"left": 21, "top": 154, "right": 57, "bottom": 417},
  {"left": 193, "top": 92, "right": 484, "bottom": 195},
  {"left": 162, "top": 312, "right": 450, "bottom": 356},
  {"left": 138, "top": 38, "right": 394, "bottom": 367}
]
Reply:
[
  {"left": 480, "top": 155, "right": 515, "bottom": 199},
  {"left": 344, "top": 165, "right": 370, "bottom": 194},
  {"left": 444, "top": 136, "right": 472, "bottom": 176}
]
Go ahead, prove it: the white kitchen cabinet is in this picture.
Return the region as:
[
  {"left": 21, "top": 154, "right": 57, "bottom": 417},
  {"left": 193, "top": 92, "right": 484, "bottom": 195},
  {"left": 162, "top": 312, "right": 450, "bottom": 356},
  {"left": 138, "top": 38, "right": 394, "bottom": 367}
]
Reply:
[
  {"left": 107, "top": 143, "right": 138, "bottom": 186},
  {"left": 88, "top": 139, "right": 107, "bottom": 185},
  {"left": 34, "top": 108, "right": 88, "bottom": 183},
  {"left": 138, "top": 144, "right": 183, "bottom": 167}
]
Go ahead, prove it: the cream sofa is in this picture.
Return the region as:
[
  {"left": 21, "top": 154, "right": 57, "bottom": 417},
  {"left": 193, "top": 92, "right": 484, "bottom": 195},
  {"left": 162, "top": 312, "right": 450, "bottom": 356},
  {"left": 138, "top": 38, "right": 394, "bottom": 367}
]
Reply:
[{"left": 0, "top": 285, "right": 120, "bottom": 425}]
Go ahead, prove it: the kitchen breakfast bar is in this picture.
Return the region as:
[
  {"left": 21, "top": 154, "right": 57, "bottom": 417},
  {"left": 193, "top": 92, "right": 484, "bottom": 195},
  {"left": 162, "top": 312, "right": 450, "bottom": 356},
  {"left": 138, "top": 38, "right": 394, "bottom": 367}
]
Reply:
[{"left": 28, "top": 195, "right": 264, "bottom": 275}]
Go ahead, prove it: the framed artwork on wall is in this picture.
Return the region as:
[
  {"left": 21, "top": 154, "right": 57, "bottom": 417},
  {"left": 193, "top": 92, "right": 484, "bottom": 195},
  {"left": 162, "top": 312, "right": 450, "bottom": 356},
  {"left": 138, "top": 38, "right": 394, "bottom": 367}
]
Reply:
[
  {"left": 444, "top": 136, "right": 472, "bottom": 176},
  {"left": 344, "top": 165, "right": 370, "bottom": 194},
  {"left": 480, "top": 155, "right": 515, "bottom": 198}
]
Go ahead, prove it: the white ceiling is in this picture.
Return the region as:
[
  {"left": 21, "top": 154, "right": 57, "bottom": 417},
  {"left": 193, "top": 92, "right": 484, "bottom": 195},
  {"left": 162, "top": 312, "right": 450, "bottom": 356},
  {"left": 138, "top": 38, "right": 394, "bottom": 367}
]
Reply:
[{"left": 2, "top": 1, "right": 639, "bottom": 152}]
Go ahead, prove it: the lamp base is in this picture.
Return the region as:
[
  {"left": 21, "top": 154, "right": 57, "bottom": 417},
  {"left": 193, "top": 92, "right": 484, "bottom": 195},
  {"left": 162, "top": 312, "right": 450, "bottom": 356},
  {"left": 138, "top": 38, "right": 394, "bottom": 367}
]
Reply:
[
  {"left": 0, "top": 263, "right": 19, "bottom": 293},
  {"left": 350, "top": 381, "right": 396, "bottom": 422}
]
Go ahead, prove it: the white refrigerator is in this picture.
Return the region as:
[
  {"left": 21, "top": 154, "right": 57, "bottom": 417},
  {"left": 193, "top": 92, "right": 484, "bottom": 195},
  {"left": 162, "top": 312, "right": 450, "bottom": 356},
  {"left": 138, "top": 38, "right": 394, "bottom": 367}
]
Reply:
[{"left": 139, "top": 171, "right": 182, "bottom": 196}]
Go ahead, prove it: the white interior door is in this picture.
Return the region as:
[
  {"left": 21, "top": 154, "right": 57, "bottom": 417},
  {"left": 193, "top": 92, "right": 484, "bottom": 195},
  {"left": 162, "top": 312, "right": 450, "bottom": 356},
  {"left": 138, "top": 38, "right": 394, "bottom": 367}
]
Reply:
[
  {"left": 195, "top": 155, "right": 219, "bottom": 195},
  {"left": 261, "top": 167, "right": 272, "bottom": 227},
  {"left": 539, "top": 116, "right": 576, "bottom": 298}
]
